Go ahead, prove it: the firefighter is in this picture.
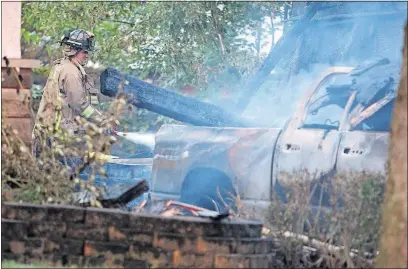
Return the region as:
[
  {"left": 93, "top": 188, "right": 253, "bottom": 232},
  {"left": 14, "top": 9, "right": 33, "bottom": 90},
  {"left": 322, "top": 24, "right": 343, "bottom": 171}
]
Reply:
[
  {"left": 32, "top": 29, "right": 114, "bottom": 164},
  {"left": 34, "top": 29, "right": 110, "bottom": 135}
]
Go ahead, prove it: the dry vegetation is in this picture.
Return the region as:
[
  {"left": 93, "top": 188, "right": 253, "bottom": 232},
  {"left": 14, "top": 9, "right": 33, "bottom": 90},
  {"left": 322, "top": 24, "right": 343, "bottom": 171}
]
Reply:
[
  {"left": 1, "top": 93, "right": 126, "bottom": 206},
  {"left": 222, "top": 169, "right": 386, "bottom": 268}
]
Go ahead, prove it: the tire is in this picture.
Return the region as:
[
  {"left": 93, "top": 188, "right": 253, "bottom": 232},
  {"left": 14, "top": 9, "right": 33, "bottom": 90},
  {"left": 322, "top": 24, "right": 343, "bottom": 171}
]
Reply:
[{"left": 180, "top": 167, "right": 237, "bottom": 212}]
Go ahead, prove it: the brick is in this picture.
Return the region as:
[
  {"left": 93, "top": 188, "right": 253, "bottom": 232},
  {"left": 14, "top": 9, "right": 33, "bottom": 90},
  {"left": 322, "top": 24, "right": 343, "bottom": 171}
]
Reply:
[
  {"left": 66, "top": 255, "right": 85, "bottom": 267},
  {"left": 84, "top": 256, "right": 106, "bottom": 267},
  {"left": 196, "top": 236, "right": 238, "bottom": 254},
  {"left": 171, "top": 250, "right": 213, "bottom": 268},
  {"left": 46, "top": 204, "right": 85, "bottom": 223},
  {"left": 171, "top": 250, "right": 192, "bottom": 267},
  {"left": 108, "top": 226, "right": 126, "bottom": 241},
  {"left": 43, "top": 238, "right": 83, "bottom": 255},
  {"left": 153, "top": 232, "right": 195, "bottom": 252},
  {"left": 66, "top": 223, "right": 107, "bottom": 241},
  {"left": 2, "top": 202, "right": 47, "bottom": 221},
  {"left": 193, "top": 254, "right": 215, "bottom": 268},
  {"left": 227, "top": 222, "right": 263, "bottom": 238},
  {"left": 7, "top": 238, "right": 43, "bottom": 255},
  {"left": 128, "top": 213, "right": 262, "bottom": 237},
  {"left": 2, "top": 237, "right": 11, "bottom": 252},
  {"left": 1, "top": 219, "right": 28, "bottom": 239},
  {"left": 24, "top": 238, "right": 44, "bottom": 256},
  {"left": 123, "top": 258, "right": 149, "bottom": 268},
  {"left": 43, "top": 254, "right": 66, "bottom": 267},
  {"left": 107, "top": 226, "right": 154, "bottom": 244},
  {"left": 103, "top": 252, "right": 125, "bottom": 268},
  {"left": 237, "top": 238, "right": 275, "bottom": 254},
  {"left": 85, "top": 207, "right": 130, "bottom": 228},
  {"left": 249, "top": 254, "right": 274, "bottom": 268},
  {"left": 128, "top": 214, "right": 206, "bottom": 235},
  {"left": 84, "top": 240, "right": 129, "bottom": 257},
  {"left": 127, "top": 242, "right": 170, "bottom": 268},
  {"left": 214, "top": 254, "right": 250, "bottom": 268},
  {"left": 84, "top": 252, "right": 126, "bottom": 268},
  {"left": 25, "top": 251, "right": 44, "bottom": 263},
  {"left": 42, "top": 254, "right": 64, "bottom": 267},
  {"left": 9, "top": 240, "right": 25, "bottom": 254},
  {"left": 203, "top": 220, "right": 262, "bottom": 238},
  {"left": 171, "top": 250, "right": 181, "bottom": 266},
  {"left": 262, "top": 237, "right": 278, "bottom": 253},
  {"left": 1, "top": 252, "right": 26, "bottom": 263},
  {"left": 27, "top": 221, "right": 66, "bottom": 238},
  {"left": 130, "top": 232, "right": 154, "bottom": 244}
]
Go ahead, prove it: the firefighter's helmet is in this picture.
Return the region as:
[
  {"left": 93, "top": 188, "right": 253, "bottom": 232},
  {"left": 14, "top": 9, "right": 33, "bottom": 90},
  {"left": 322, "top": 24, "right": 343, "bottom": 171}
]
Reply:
[{"left": 60, "top": 29, "right": 95, "bottom": 52}]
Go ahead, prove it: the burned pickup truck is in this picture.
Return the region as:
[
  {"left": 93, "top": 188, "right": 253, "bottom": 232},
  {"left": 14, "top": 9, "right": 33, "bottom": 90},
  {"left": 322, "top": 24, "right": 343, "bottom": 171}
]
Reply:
[{"left": 101, "top": 58, "right": 399, "bottom": 212}]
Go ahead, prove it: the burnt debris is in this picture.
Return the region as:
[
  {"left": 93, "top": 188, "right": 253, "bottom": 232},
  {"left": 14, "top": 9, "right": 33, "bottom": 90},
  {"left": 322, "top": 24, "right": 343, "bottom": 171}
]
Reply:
[{"left": 100, "top": 67, "right": 252, "bottom": 127}]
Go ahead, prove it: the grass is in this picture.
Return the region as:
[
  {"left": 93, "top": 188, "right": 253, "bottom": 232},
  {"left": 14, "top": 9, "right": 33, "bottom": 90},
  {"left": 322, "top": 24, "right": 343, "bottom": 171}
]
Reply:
[
  {"left": 2, "top": 260, "right": 56, "bottom": 268},
  {"left": 1, "top": 260, "right": 108, "bottom": 268}
]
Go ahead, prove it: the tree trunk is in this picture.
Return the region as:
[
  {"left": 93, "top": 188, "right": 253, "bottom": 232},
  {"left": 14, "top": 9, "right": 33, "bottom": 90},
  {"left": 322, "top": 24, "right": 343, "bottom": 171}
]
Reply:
[{"left": 375, "top": 23, "right": 407, "bottom": 268}]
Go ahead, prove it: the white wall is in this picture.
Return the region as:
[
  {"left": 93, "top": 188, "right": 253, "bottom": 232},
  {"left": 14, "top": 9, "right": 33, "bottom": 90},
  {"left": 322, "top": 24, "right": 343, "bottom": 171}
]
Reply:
[{"left": 1, "top": 1, "right": 22, "bottom": 59}]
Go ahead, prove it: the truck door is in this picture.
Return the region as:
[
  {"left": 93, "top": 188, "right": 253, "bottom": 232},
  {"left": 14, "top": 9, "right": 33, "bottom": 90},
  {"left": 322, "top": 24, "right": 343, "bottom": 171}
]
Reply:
[
  {"left": 272, "top": 67, "right": 355, "bottom": 191},
  {"left": 335, "top": 61, "right": 399, "bottom": 175},
  {"left": 336, "top": 90, "right": 395, "bottom": 175}
]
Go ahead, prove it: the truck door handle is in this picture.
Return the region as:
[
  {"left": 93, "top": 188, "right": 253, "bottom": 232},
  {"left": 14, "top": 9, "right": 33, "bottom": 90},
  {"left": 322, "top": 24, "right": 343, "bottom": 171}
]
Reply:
[
  {"left": 343, "top": 147, "right": 364, "bottom": 155},
  {"left": 285, "top": 144, "right": 300, "bottom": 151}
]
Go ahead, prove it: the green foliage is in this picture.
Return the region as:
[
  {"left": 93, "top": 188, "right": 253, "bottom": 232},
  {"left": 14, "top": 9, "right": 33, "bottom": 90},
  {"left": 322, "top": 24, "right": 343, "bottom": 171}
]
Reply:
[
  {"left": 32, "top": 66, "right": 51, "bottom": 77},
  {"left": 30, "top": 84, "right": 44, "bottom": 99},
  {"left": 22, "top": 1, "right": 285, "bottom": 91}
]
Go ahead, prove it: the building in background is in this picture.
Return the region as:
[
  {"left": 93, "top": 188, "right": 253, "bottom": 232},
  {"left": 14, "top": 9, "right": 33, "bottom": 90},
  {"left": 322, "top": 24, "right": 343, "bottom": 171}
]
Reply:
[{"left": 2, "top": 1, "right": 40, "bottom": 146}]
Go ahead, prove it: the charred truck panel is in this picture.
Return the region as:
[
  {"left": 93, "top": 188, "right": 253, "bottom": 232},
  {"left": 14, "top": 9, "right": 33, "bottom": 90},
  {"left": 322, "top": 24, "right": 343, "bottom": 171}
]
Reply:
[
  {"left": 149, "top": 59, "right": 399, "bottom": 212},
  {"left": 272, "top": 67, "right": 355, "bottom": 186},
  {"left": 336, "top": 62, "right": 399, "bottom": 175},
  {"left": 151, "top": 125, "right": 281, "bottom": 210}
]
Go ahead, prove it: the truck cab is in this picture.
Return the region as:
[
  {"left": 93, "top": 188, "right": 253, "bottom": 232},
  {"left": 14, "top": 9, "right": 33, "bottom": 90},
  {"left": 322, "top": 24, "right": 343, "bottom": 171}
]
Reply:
[{"left": 147, "top": 59, "right": 399, "bottom": 213}]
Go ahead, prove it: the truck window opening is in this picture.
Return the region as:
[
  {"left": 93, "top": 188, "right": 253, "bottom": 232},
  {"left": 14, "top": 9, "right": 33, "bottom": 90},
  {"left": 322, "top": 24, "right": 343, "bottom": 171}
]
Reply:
[{"left": 302, "top": 74, "right": 352, "bottom": 130}]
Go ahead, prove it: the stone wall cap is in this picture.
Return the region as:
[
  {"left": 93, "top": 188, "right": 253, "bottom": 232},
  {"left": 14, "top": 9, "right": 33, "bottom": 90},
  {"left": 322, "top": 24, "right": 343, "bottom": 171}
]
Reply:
[{"left": 2, "top": 202, "right": 263, "bottom": 226}]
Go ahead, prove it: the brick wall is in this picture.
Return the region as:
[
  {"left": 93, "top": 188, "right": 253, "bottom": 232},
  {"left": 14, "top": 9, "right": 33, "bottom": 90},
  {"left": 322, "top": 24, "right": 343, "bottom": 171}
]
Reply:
[{"left": 1, "top": 202, "right": 278, "bottom": 268}]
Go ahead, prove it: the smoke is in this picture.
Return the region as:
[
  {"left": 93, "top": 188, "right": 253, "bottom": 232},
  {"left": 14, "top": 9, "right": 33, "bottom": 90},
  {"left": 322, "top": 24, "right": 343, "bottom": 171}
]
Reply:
[{"left": 240, "top": 2, "right": 407, "bottom": 128}]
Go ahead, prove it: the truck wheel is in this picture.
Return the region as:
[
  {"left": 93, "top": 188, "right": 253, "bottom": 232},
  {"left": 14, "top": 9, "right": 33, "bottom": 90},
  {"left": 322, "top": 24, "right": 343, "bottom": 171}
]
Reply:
[{"left": 180, "top": 167, "right": 237, "bottom": 212}]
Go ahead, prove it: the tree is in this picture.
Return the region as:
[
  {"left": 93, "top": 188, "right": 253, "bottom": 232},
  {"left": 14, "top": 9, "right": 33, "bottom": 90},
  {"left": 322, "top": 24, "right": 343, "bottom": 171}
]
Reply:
[
  {"left": 21, "top": 1, "right": 286, "bottom": 139},
  {"left": 21, "top": 2, "right": 285, "bottom": 91},
  {"left": 375, "top": 23, "right": 407, "bottom": 268}
]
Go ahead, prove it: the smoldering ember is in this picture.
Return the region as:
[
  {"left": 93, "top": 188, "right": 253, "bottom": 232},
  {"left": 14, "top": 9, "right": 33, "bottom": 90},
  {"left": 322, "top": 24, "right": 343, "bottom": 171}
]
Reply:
[{"left": 1, "top": 1, "right": 407, "bottom": 268}]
